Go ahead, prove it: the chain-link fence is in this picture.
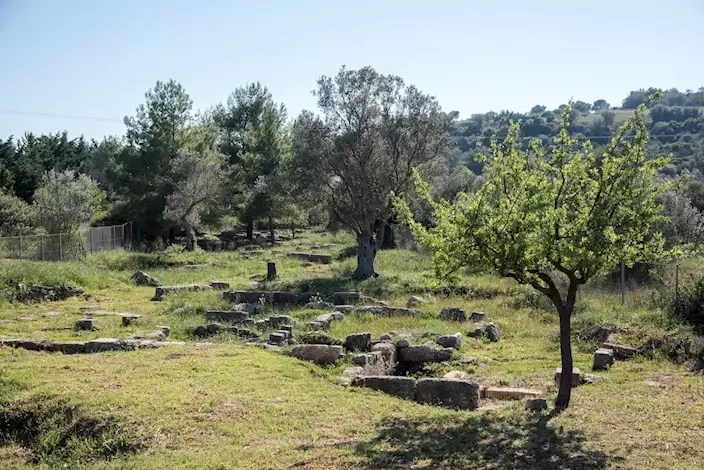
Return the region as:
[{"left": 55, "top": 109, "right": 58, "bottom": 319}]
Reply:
[{"left": 0, "top": 222, "right": 134, "bottom": 261}]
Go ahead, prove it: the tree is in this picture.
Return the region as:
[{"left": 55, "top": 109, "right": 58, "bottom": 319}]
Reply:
[
  {"left": 395, "top": 103, "right": 668, "bottom": 408},
  {"left": 655, "top": 191, "right": 704, "bottom": 249},
  {"left": 0, "top": 190, "right": 32, "bottom": 236},
  {"left": 33, "top": 169, "right": 104, "bottom": 234},
  {"left": 116, "top": 79, "right": 193, "bottom": 238},
  {"left": 163, "top": 151, "right": 223, "bottom": 250},
  {"left": 214, "top": 83, "right": 288, "bottom": 239},
  {"left": 530, "top": 105, "right": 546, "bottom": 114},
  {"left": 592, "top": 99, "right": 610, "bottom": 111},
  {"left": 292, "top": 66, "right": 453, "bottom": 279}
]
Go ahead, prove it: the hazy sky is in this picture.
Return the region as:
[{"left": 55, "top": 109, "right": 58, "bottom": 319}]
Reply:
[{"left": 1, "top": 0, "right": 702, "bottom": 140}]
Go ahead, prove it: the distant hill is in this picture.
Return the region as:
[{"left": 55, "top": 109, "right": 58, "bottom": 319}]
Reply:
[{"left": 450, "top": 87, "right": 704, "bottom": 177}]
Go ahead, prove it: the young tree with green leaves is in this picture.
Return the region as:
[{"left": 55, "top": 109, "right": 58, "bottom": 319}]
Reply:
[
  {"left": 395, "top": 103, "right": 669, "bottom": 408},
  {"left": 292, "top": 66, "right": 454, "bottom": 279}
]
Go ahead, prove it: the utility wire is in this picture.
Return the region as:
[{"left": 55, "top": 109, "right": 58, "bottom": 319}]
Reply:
[{"left": 0, "top": 108, "right": 123, "bottom": 123}]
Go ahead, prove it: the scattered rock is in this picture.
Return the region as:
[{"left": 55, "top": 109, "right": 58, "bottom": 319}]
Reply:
[
  {"left": 205, "top": 310, "right": 251, "bottom": 324},
  {"left": 152, "top": 284, "right": 213, "bottom": 301},
  {"left": 120, "top": 314, "right": 141, "bottom": 327},
  {"left": 231, "top": 303, "right": 260, "bottom": 314},
  {"left": 399, "top": 345, "right": 453, "bottom": 364},
  {"left": 299, "top": 333, "right": 337, "bottom": 345},
  {"left": 439, "top": 307, "right": 467, "bottom": 322},
  {"left": 172, "top": 305, "right": 194, "bottom": 315},
  {"left": 379, "top": 333, "right": 392, "bottom": 341},
  {"left": 306, "top": 321, "right": 327, "bottom": 331},
  {"left": 156, "top": 325, "right": 171, "bottom": 338},
  {"left": 267, "top": 315, "right": 292, "bottom": 328},
  {"left": 131, "top": 271, "right": 161, "bottom": 287},
  {"left": 593, "top": 348, "right": 615, "bottom": 371},
  {"left": 314, "top": 312, "right": 344, "bottom": 327},
  {"left": 436, "top": 333, "right": 462, "bottom": 350},
  {"left": 334, "top": 305, "right": 354, "bottom": 313},
  {"left": 209, "top": 280, "right": 230, "bottom": 290},
  {"left": 269, "top": 332, "right": 287, "bottom": 345},
  {"left": 291, "top": 344, "right": 343, "bottom": 365},
  {"left": 406, "top": 296, "right": 425, "bottom": 308},
  {"left": 526, "top": 398, "right": 548, "bottom": 411},
  {"left": 415, "top": 378, "right": 480, "bottom": 410},
  {"left": 305, "top": 301, "right": 335, "bottom": 310},
  {"left": 470, "top": 311, "right": 487, "bottom": 322},
  {"left": 395, "top": 338, "right": 410, "bottom": 349},
  {"left": 353, "top": 376, "right": 417, "bottom": 400},
  {"left": 74, "top": 318, "right": 96, "bottom": 331},
  {"left": 344, "top": 332, "right": 371, "bottom": 352},
  {"left": 602, "top": 342, "right": 638, "bottom": 360},
  {"left": 484, "top": 387, "right": 542, "bottom": 400},
  {"left": 331, "top": 292, "right": 362, "bottom": 304},
  {"left": 14, "top": 285, "right": 85, "bottom": 303},
  {"left": 355, "top": 306, "right": 418, "bottom": 316},
  {"left": 0, "top": 337, "right": 184, "bottom": 354},
  {"left": 468, "top": 327, "right": 484, "bottom": 339},
  {"left": 485, "top": 323, "right": 501, "bottom": 342},
  {"left": 287, "top": 252, "right": 333, "bottom": 264},
  {"left": 353, "top": 351, "right": 383, "bottom": 366}
]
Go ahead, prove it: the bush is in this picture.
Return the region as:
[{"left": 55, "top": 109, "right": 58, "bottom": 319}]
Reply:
[{"left": 671, "top": 276, "right": 704, "bottom": 331}]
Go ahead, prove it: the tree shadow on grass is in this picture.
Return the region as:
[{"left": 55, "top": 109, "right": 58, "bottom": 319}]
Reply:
[{"left": 354, "top": 410, "right": 611, "bottom": 470}]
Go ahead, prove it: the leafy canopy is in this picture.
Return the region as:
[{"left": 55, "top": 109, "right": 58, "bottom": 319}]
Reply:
[{"left": 396, "top": 103, "right": 670, "bottom": 302}]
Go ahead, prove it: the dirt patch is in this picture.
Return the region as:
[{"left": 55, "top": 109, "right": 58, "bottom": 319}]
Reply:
[{"left": 644, "top": 373, "right": 678, "bottom": 388}]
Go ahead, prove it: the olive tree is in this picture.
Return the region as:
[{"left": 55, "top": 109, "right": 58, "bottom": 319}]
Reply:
[
  {"left": 292, "top": 66, "right": 453, "bottom": 279},
  {"left": 163, "top": 151, "right": 223, "bottom": 251},
  {"left": 395, "top": 104, "right": 668, "bottom": 408},
  {"left": 33, "top": 169, "right": 104, "bottom": 234}
]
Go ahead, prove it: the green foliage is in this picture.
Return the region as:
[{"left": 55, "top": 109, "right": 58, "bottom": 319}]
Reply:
[
  {"left": 397, "top": 104, "right": 669, "bottom": 296},
  {"left": 32, "top": 169, "right": 104, "bottom": 234},
  {"left": 0, "top": 190, "right": 32, "bottom": 236}
]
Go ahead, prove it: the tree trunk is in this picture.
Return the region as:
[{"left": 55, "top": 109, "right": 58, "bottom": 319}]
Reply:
[
  {"left": 555, "top": 302, "right": 575, "bottom": 408},
  {"left": 246, "top": 220, "right": 254, "bottom": 240},
  {"left": 268, "top": 216, "right": 275, "bottom": 246},
  {"left": 184, "top": 222, "right": 196, "bottom": 252},
  {"left": 266, "top": 261, "right": 277, "bottom": 281},
  {"left": 354, "top": 232, "right": 378, "bottom": 280}
]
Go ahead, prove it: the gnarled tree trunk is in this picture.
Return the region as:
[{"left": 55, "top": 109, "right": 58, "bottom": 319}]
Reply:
[
  {"left": 354, "top": 232, "right": 378, "bottom": 280},
  {"left": 184, "top": 221, "right": 196, "bottom": 252}
]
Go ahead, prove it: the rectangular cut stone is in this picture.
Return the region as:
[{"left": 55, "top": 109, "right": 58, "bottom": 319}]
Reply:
[
  {"left": 415, "top": 378, "right": 480, "bottom": 410},
  {"left": 205, "top": 310, "right": 250, "bottom": 323},
  {"left": 593, "top": 348, "right": 615, "bottom": 370},
  {"left": 555, "top": 367, "right": 581, "bottom": 387},
  {"left": 354, "top": 376, "right": 417, "bottom": 400},
  {"left": 484, "top": 387, "right": 542, "bottom": 400},
  {"left": 601, "top": 342, "right": 637, "bottom": 360}
]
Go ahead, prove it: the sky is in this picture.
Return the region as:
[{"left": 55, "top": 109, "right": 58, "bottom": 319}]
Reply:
[{"left": 0, "top": 0, "right": 702, "bottom": 140}]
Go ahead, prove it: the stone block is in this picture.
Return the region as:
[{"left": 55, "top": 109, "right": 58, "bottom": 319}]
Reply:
[
  {"left": 344, "top": 332, "right": 371, "bottom": 352},
  {"left": 334, "top": 305, "right": 354, "bottom": 313},
  {"left": 290, "top": 344, "right": 343, "bottom": 365},
  {"left": 406, "top": 296, "right": 425, "bottom": 308},
  {"left": 353, "top": 376, "right": 417, "bottom": 400},
  {"left": 470, "top": 311, "right": 487, "bottom": 322},
  {"left": 415, "top": 378, "right": 480, "bottom": 410},
  {"left": 484, "top": 387, "right": 542, "bottom": 400},
  {"left": 121, "top": 314, "right": 141, "bottom": 327},
  {"left": 306, "top": 321, "right": 327, "bottom": 331},
  {"left": 209, "top": 280, "right": 230, "bottom": 290},
  {"left": 602, "top": 342, "right": 638, "bottom": 360},
  {"left": 439, "top": 307, "right": 467, "bottom": 322},
  {"left": 331, "top": 292, "right": 362, "bottom": 304},
  {"left": 269, "top": 332, "right": 286, "bottom": 344},
  {"left": 355, "top": 306, "right": 419, "bottom": 316},
  {"left": 84, "top": 338, "right": 122, "bottom": 353},
  {"left": 205, "top": 310, "right": 250, "bottom": 323},
  {"left": 75, "top": 318, "right": 95, "bottom": 331},
  {"left": 485, "top": 323, "right": 501, "bottom": 342},
  {"left": 399, "top": 345, "right": 452, "bottom": 364},
  {"left": 593, "top": 348, "right": 615, "bottom": 370},
  {"left": 436, "top": 333, "right": 462, "bottom": 349}
]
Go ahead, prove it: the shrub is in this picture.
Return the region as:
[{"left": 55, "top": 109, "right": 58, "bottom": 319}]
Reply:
[{"left": 671, "top": 275, "right": 704, "bottom": 331}]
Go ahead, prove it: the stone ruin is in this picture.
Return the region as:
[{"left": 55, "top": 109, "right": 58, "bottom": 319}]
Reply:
[
  {"left": 13, "top": 285, "right": 85, "bottom": 303},
  {"left": 152, "top": 281, "right": 231, "bottom": 301}
]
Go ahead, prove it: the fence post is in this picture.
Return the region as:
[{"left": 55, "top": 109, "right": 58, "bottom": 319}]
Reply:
[
  {"left": 620, "top": 259, "right": 625, "bottom": 306},
  {"left": 675, "top": 259, "right": 680, "bottom": 306},
  {"left": 59, "top": 233, "right": 63, "bottom": 261},
  {"left": 41, "top": 235, "right": 44, "bottom": 261},
  {"left": 19, "top": 234, "right": 23, "bottom": 259}
]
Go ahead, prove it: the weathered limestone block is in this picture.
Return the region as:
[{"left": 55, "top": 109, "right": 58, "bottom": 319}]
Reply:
[
  {"left": 290, "top": 344, "right": 343, "bottom": 365},
  {"left": 439, "top": 307, "right": 467, "bottom": 322},
  {"left": 415, "top": 378, "right": 480, "bottom": 410},
  {"left": 353, "top": 376, "right": 417, "bottom": 400}
]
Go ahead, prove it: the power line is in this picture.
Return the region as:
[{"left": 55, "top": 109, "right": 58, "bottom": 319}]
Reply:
[{"left": 0, "top": 108, "right": 123, "bottom": 123}]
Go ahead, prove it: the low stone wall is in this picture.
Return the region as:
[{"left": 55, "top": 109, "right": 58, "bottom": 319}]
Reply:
[
  {"left": 153, "top": 281, "right": 230, "bottom": 301},
  {"left": 353, "top": 376, "right": 480, "bottom": 410},
  {"left": 0, "top": 337, "right": 185, "bottom": 354},
  {"left": 13, "top": 285, "right": 85, "bottom": 303}
]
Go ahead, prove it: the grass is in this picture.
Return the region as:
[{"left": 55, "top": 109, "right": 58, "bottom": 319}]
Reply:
[{"left": 1, "top": 229, "right": 704, "bottom": 469}]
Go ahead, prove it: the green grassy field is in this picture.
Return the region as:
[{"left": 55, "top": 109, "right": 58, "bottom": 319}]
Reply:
[{"left": 1, "top": 230, "right": 703, "bottom": 469}]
